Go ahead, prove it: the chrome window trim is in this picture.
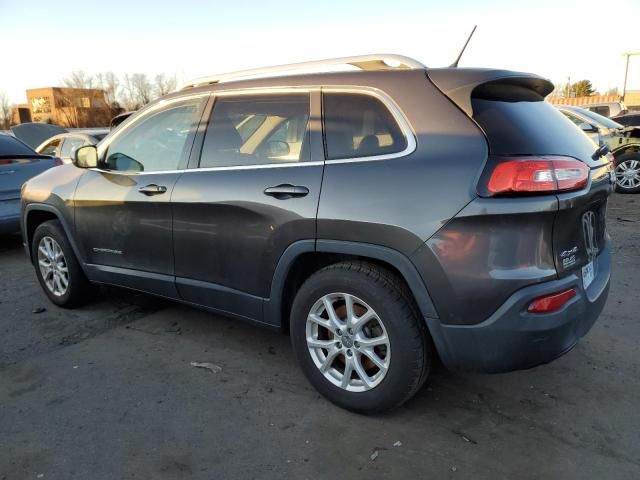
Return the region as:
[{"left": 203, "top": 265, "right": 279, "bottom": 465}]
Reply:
[{"left": 89, "top": 85, "right": 416, "bottom": 176}]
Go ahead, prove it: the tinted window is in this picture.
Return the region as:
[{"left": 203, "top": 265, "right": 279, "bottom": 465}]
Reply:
[
  {"left": 0, "top": 135, "right": 37, "bottom": 155},
  {"left": 200, "top": 94, "right": 310, "bottom": 168},
  {"left": 60, "top": 137, "right": 86, "bottom": 158},
  {"left": 323, "top": 93, "right": 407, "bottom": 160},
  {"left": 38, "top": 138, "right": 61, "bottom": 156},
  {"left": 614, "top": 115, "right": 640, "bottom": 126},
  {"left": 560, "top": 110, "right": 585, "bottom": 127},
  {"left": 588, "top": 106, "right": 610, "bottom": 117},
  {"left": 105, "top": 98, "right": 202, "bottom": 172},
  {"left": 471, "top": 85, "right": 598, "bottom": 160}
]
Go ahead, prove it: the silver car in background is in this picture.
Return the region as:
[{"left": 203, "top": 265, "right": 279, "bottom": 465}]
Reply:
[{"left": 557, "top": 105, "right": 640, "bottom": 193}]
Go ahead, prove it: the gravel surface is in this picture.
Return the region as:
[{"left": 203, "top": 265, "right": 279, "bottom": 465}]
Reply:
[{"left": 0, "top": 193, "right": 638, "bottom": 479}]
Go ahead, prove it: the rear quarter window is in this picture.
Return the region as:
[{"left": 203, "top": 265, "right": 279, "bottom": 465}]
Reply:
[{"left": 323, "top": 93, "right": 407, "bottom": 160}]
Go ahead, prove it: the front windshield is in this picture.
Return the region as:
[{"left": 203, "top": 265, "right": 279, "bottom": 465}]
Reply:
[{"left": 578, "top": 108, "right": 624, "bottom": 129}]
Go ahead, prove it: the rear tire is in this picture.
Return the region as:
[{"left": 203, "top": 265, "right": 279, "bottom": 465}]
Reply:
[
  {"left": 32, "top": 220, "right": 94, "bottom": 307},
  {"left": 614, "top": 153, "right": 640, "bottom": 193},
  {"left": 290, "top": 261, "right": 432, "bottom": 414}
]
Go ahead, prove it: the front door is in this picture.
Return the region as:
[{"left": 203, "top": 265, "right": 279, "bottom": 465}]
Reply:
[
  {"left": 74, "top": 95, "right": 207, "bottom": 296},
  {"left": 171, "top": 90, "right": 324, "bottom": 322}
]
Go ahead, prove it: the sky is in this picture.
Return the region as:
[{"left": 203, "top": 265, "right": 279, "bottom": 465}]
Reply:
[{"left": 1, "top": 0, "right": 639, "bottom": 104}]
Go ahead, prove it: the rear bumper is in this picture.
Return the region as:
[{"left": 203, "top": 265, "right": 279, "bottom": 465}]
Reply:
[
  {"left": 0, "top": 199, "right": 20, "bottom": 234},
  {"left": 426, "top": 240, "right": 611, "bottom": 373}
]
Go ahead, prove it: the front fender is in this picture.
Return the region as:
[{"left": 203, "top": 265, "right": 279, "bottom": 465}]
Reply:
[{"left": 22, "top": 203, "right": 86, "bottom": 270}]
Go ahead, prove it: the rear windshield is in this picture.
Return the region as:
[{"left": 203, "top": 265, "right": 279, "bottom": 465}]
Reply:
[
  {"left": 0, "top": 134, "right": 37, "bottom": 156},
  {"left": 471, "top": 84, "right": 598, "bottom": 161}
]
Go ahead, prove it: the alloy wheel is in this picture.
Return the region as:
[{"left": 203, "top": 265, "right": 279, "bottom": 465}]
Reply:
[
  {"left": 615, "top": 159, "right": 640, "bottom": 189},
  {"left": 305, "top": 293, "right": 391, "bottom": 392},
  {"left": 37, "top": 236, "right": 69, "bottom": 297}
]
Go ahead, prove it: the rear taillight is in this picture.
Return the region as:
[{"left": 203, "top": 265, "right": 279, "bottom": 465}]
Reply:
[
  {"left": 527, "top": 288, "right": 576, "bottom": 314},
  {"left": 486, "top": 157, "right": 589, "bottom": 195}
]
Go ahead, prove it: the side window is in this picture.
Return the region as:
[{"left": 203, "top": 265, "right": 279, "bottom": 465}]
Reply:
[
  {"left": 104, "top": 98, "right": 203, "bottom": 172},
  {"left": 39, "top": 138, "right": 61, "bottom": 155},
  {"left": 60, "top": 137, "right": 86, "bottom": 158},
  {"left": 200, "top": 94, "right": 310, "bottom": 168},
  {"left": 323, "top": 93, "right": 408, "bottom": 160},
  {"left": 590, "top": 106, "right": 610, "bottom": 117},
  {"left": 561, "top": 111, "right": 585, "bottom": 127}
]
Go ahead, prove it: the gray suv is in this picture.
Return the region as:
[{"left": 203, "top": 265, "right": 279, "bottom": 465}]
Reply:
[{"left": 20, "top": 55, "right": 613, "bottom": 413}]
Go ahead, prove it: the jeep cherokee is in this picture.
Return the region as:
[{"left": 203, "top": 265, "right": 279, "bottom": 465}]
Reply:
[{"left": 20, "top": 55, "right": 613, "bottom": 413}]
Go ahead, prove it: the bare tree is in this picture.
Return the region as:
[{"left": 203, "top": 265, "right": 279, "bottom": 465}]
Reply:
[
  {"left": 0, "top": 92, "right": 12, "bottom": 129},
  {"left": 130, "top": 73, "right": 153, "bottom": 106},
  {"left": 56, "top": 93, "right": 81, "bottom": 128},
  {"left": 96, "top": 72, "right": 116, "bottom": 104},
  {"left": 63, "top": 70, "right": 94, "bottom": 89},
  {"left": 119, "top": 74, "right": 140, "bottom": 111},
  {"left": 154, "top": 73, "right": 177, "bottom": 97}
]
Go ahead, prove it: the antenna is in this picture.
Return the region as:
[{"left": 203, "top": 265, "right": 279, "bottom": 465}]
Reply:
[{"left": 450, "top": 25, "right": 477, "bottom": 68}]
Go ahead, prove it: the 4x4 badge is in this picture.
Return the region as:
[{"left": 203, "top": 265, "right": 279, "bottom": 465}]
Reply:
[{"left": 582, "top": 211, "right": 598, "bottom": 261}]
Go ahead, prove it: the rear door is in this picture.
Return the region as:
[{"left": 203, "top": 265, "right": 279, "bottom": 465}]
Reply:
[
  {"left": 171, "top": 89, "right": 324, "bottom": 322},
  {"left": 74, "top": 94, "right": 207, "bottom": 296}
]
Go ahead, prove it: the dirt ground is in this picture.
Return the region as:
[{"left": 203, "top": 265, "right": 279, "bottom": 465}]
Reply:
[{"left": 0, "top": 193, "right": 638, "bottom": 480}]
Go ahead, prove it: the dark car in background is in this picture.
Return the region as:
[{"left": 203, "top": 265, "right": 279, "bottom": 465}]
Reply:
[
  {"left": 0, "top": 134, "right": 60, "bottom": 234},
  {"left": 612, "top": 113, "right": 640, "bottom": 127},
  {"left": 110, "top": 111, "right": 135, "bottom": 129},
  {"left": 557, "top": 105, "right": 640, "bottom": 193},
  {"left": 36, "top": 131, "right": 109, "bottom": 164},
  {"left": 20, "top": 55, "right": 613, "bottom": 412}
]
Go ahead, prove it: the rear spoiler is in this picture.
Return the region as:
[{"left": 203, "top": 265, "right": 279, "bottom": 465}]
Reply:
[{"left": 427, "top": 68, "right": 554, "bottom": 117}]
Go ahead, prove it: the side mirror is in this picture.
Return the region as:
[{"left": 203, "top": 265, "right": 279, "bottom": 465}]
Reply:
[
  {"left": 580, "top": 122, "right": 599, "bottom": 134},
  {"left": 73, "top": 145, "right": 98, "bottom": 168},
  {"left": 266, "top": 140, "right": 290, "bottom": 158}
]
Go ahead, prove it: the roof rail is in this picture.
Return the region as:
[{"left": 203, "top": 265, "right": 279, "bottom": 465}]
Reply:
[{"left": 180, "top": 54, "right": 426, "bottom": 89}]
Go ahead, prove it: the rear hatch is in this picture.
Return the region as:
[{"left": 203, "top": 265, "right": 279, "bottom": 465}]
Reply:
[
  {"left": 11, "top": 123, "right": 67, "bottom": 149},
  {"left": 430, "top": 69, "right": 613, "bottom": 282}
]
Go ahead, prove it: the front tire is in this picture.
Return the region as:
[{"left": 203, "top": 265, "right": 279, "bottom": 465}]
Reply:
[
  {"left": 32, "top": 220, "right": 93, "bottom": 307},
  {"left": 290, "top": 261, "right": 432, "bottom": 413},
  {"left": 614, "top": 153, "right": 640, "bottom": 193}
]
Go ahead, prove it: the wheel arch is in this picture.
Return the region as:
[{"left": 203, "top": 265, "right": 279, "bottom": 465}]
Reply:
[
  {"left": 23, "top": 204, "right": 85, "bottom": 268},
  {"left": 265, "top": 240, "right": 439, "bottom": 332},
  {"left": 611, "top": 143, "right": 640, "bottom": 158}
]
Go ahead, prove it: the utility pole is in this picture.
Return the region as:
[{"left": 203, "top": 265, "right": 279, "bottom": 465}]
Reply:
[{"left": 622, "top": 52, "right": 640, "bottom": 102}]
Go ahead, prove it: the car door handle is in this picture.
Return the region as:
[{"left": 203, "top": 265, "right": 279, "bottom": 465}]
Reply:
[
  {"left": 264, "top": 184, "right": 309, "bottom": 199},
  {"left": 138, "top": 184, "right": 167, "bottom": 195}
]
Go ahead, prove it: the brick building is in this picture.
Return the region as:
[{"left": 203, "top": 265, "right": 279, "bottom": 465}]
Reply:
[
  {"left": 548, "top": 92, "right": 640, "bottom": 113},
  {"left": 19, "top": 87, "right": 112, "bottom": 127}
]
